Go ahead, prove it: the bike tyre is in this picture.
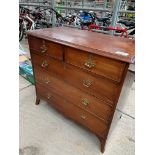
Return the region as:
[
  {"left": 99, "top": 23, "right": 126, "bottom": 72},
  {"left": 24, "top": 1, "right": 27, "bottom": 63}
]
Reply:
[{"left": 19, "top": 23, "right": 24, "bottom": 42}]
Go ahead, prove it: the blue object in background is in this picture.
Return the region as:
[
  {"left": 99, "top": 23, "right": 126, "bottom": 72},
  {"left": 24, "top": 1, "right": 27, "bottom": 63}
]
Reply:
[{"left": 79, "top": 12, "right": 92, "bottom": 23}]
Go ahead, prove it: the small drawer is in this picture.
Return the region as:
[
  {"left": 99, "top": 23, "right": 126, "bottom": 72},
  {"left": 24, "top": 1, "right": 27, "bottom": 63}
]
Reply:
[
  {"left": 65, "top": 47, "right": 126, "bottom": 82},
  {"left": 34, "top": 68, "right": 113, "bottom": 122},
  {"left": 35, "top": 83, "right": 108, "bottom": 137},
  {"left": 31, "top": 53, "right": 64, "bottom": 76},
  {"left": 28, "top": 36, "right": 64, "bottom": 60}
]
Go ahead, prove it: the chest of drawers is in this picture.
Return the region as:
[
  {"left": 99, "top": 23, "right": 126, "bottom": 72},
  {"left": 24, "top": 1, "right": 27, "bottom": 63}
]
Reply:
[{"left": 27, "top": 27, "right": 135, "bottom": 153}]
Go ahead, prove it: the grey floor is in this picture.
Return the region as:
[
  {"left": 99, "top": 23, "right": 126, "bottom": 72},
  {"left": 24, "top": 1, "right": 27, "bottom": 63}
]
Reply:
[{"left": 19, "top": 38, "right": 135, "bottom": 155}]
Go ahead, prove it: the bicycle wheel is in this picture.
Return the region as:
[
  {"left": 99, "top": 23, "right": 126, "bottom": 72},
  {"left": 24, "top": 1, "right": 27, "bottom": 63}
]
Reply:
[
  {"left": 129, "top": 29, "right": 135, "bottom": 35},
  {"left": 19, "top": 23, "right": 24, "bottom": 41},
  {"left": 35, "top": 21, "right": 49, "bottom": 29}
]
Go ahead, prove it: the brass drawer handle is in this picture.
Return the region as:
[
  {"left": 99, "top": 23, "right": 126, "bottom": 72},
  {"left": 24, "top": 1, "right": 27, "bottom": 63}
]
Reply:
[
  {"left": 84, "top": 61, "right": 95, "bottom": 69},
  {"left": 45, "top": 80, "right": 51, "bottom": 84},
  {"left": 47, "top": 94, "right": 52, "bottom": 100},
  {"left": 81, "top": 98, "right": 90, "bottom": 106},
  {"left": 84, "top": 54, "right": 95, "bottom": 69},
  {"left": 41, "top": 48, "right": 47, "bottom": 53},
  {"left": 83, "top": 80, "right": 92, "bottom": 88},
  {"left": 40, "top": 41, "right": 47, "bottom": 53},
  {"left": 41, "top": 60, "right": 48, "bottom": 68},
  {"left": 80, "top": 115, "right": 87, "bottom": 120},
  {"left": 41, "top": 77, "right": 51, "bottom": 84}
]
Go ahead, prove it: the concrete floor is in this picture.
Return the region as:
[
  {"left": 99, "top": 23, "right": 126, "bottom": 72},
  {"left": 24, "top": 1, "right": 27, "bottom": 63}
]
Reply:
[{"left": 19, "top": 38, "right": 135, "bottom": 155}]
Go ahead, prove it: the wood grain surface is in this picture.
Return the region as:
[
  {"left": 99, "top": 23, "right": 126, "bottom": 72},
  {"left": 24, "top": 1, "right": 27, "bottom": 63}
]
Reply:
[{"left": 27, "top": 27, "right": 135, "bottom": 63}]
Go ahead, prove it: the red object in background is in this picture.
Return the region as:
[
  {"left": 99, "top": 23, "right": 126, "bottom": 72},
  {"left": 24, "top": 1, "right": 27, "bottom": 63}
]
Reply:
[
  {"left": 107, "top": 26, "right": 128, "bottom": 38},
  {"left": 88, "top": 24, "right": 128, "bottom": 38},
  {"left": 88, "top": 24, "right": 101, "bottom": 31}
]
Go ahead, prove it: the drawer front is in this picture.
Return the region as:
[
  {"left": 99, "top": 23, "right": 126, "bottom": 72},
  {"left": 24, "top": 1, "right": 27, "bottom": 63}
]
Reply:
[
  {"left": 36, "top": 83, "right": 108, "bottom": 137},
  {"left": 31, "top": 53, "right": 118, "bottom": 104},
  {"left": 28, "top": 36, "right": 63, "bottom": 60},
  {"left": 65, "top": 47, "right": 126, "bottom": 82},
  {"left": 31, "top": 53, "right": 65, "bottom": 77},
  {"left": 64, "top": 64, "right": 119, "bottom": 104},
  {"left": 36, "top": 81, "right": 60, "bottom": 103},
  {"left": 34, "top": 68, "right": 113, "bottom": 122}
]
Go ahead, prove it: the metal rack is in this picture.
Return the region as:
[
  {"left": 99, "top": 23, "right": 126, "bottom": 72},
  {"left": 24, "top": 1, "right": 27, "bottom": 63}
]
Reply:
[{"left": 19, "top": 0, "right": 135, "bottom": 36}]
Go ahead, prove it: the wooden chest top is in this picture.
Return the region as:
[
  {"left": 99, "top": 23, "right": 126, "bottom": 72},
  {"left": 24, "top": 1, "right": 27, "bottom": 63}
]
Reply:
[{"left": 27, "top": 27, "right": 135, "bottom": 63}]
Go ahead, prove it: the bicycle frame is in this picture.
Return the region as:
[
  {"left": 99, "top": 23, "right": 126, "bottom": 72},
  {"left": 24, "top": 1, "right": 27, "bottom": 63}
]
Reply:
[
  {"left": 88, "top": 24, "right": 128, "bottom": 38},
  {"left": 118, "top": 22, "right": 135, "bottom": 37},
  {"left": 20, "top": 13, "right": 36, "bottom": 31}
]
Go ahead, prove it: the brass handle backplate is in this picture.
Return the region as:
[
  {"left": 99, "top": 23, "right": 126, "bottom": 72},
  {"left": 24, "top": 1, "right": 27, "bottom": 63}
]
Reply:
[
  {"left": 41, "top": 77, "right": 51, "bottom": 84},
  {"left": 47, "top": 94, "right": 52, "bottom": 100},
  {"left": 83, "top": 80, "right": 92, "bottom": 88},
  {"left": 45, "top": 80, "right": 50, "bottom": 84},
  {"left": 41, "top": 60, "right": 48, "bottom": 68},
  {"left": 40, "top": 40, "right": 47, "bottom": 53},
  {"left": 84, "top": 54, "right": 95, "bottom": 69},
  {"left": 80, "top": 115, "right": 87, "bottom": 120},
  {"left": 84, "top": 61, "right": 95, "bottom": 69},
  {"left": 81, "top": 98, "right": 90, "bottom": 106},
  {"left": 40, "top": 47, "right": 47, "bottom": 53}
]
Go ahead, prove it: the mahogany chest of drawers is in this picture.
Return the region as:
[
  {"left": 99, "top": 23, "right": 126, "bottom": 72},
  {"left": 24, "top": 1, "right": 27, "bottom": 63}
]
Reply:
[{"left": 27, "top": 27, "right": 135, "bottom": 153}]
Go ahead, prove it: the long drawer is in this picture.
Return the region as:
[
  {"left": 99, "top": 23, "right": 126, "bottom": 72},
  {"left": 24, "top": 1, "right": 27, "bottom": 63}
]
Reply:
[
  {"left": 36, "top": 83, "right": 108, "bottom": 138},
  {"left": 63, "top": 64, "right": 119, "bottom": 104},
  {"left": 34, "top": 67, "right": 113, "bottom": 123},
  {"left": 31, "top": 52, "right": 119, "bottom": 104},
  {"left": 65, "top": 47, "right": 126, "bottom": 82}
]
